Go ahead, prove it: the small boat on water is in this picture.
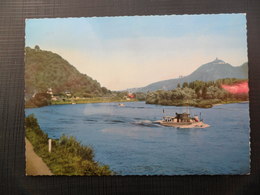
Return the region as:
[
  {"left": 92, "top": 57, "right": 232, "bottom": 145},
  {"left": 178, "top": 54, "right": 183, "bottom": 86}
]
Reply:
[
  {"left": 154, "top": 112, "right": 210, "bottom": 128},
  {"left": 118, "top": 103, "right": 125, "bottom": 107}
]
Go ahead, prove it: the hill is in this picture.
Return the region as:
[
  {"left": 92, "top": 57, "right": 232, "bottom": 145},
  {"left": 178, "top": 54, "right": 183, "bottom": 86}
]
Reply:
[
  {"left": 25, "top": 46, "right": 110, "bottom": 99},
  {"left": 129, "top": 59, "right": 248, "bottom": 92}
]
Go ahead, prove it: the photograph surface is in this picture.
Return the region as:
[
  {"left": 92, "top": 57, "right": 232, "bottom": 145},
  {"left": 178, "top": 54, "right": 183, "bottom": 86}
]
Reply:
[{"left": 25, "top": 14, "right": 249, "bottom": 175}]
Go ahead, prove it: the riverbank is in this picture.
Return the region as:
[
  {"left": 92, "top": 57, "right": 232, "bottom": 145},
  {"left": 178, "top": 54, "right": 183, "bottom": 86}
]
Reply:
[
  {"left": 25, "top": 114, "right": 113, "bottom": 175},
  {"left": 25, "top": 138, "right": 53, "bottom": 176},
  {"left": 213, "top": 100, "right": 249, "bottom": 106},
  {"left": 146, "top": 99, "right": 248, "bottom": 108},
  {"left": 51, "top": 97, "right": 138, "bottom": 105},
  {"left": 25, "top": 97, "right": 138, "bottom": 108}
]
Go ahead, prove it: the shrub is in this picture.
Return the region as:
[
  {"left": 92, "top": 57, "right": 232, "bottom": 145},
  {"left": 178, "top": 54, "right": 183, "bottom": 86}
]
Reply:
[{"left": 25, "top": 115, "right": 113, "bottom": 175}]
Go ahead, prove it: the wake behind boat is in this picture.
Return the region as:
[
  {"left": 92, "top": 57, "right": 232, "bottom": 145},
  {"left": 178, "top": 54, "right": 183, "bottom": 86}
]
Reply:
[{"left": 154, "top": 112, "right": 210, "bottom": 128}]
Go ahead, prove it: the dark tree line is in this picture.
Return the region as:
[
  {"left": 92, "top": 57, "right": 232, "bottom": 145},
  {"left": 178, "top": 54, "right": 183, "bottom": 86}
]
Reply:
[{"left": 146, "top": 78, "right": 248, "bottom": 107}]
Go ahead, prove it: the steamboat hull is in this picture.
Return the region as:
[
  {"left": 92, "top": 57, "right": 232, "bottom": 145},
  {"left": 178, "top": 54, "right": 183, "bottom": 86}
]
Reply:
[{"left": 154, "top": 120, "right": 210, "bottom": 128}]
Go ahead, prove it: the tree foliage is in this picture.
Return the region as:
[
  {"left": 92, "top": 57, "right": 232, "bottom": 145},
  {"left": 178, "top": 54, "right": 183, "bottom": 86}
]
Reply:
[
  {"left": 146, "top": 78, "right": 248, "bottom": 107},
  {"left": 25, "top": 114, "right": 113, "bottom": 176},
  {"left": 25, "top": 46, "right": 110, "bottom": 99},
  {"left": 26, "top": 93, "right": 52, "bottom": 107}
]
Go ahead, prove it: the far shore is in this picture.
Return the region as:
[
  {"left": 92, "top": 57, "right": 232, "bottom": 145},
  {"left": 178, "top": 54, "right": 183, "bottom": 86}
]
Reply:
[
  {"left": 146, "top": 99, "right": 249, "bottom": 108},
  {"left": 213, "top": 100, "right": 249, "bottom": 107},
  {"left": 25, "top": 98, "right": 139, "bottom": 108},
  {"left": 52, "top": 98, "right": 138, "bottom": 105},
  {"left": 25, "top": 98, "right": 249, "bottom": 109}
]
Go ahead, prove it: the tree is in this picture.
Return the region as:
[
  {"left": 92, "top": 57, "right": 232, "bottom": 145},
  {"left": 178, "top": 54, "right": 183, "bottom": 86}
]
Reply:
[
  {"left": 101, "top": 87, "right": 108, "bottom": 94},
  {"left": 188, "top": 82, "right": 195, "bottom": 89},
  {"left": 146, "top": 92, "right": 159, "bottom": 104},
  {"left": 205, "top": 86, "right": 219, "bottom": 99},
  {"left": 202, "top": 87, "right": 207, "bottom": 99},
  {"left": 135, "top": 92, "right": 146, "bottom": 101},
  {"left": 34, "top": 45, "right": 40, "bottom": 51},
  {"left": 182, "top": 82, "right": 188, "bottom": 88},
  {"left": 181, "top": 87, "right": 196, "bottom": 100},
  {"left": 195, "top": 87, "right": 201, "bottom": 98},
  {"left": 29, "top": 93, "right": 51, "bottom": 107}
]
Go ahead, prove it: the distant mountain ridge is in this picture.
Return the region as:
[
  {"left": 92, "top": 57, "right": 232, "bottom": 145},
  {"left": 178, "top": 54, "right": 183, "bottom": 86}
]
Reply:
[
  {"left": 25, "top": 46, "right": 109, "bottom": 98},
  {"left": 128, "top": 59, "right": 248, "bottom": 92}
]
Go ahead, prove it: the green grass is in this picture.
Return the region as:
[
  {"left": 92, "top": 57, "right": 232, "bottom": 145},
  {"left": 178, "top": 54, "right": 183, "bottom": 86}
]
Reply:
[{"left": 25, "top": 114, "right": 113, "bottom": 176}]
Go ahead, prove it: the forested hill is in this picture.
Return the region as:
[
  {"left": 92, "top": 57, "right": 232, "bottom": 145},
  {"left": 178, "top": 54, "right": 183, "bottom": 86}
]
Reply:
[{"left": 25, "top": 46, "right": 109, "bottom": 98}]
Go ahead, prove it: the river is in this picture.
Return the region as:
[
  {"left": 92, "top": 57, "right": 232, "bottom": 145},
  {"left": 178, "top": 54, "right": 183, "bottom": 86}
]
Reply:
[{"left": 25, "top": 101, "right": 250, "bottom": 175}]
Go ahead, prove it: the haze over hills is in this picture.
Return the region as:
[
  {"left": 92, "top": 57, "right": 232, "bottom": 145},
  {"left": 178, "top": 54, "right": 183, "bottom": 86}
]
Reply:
[
  {"left": 25, "top": 46, "right": 109, "bottom": 99},
  {"left": 127, "top": 59, "right": 248, "bottom": 92}
]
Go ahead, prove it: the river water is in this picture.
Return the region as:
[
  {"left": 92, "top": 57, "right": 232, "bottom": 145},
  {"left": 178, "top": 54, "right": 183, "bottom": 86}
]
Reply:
[{"left": 25, "top": 101, "right": 250, "bottom": 175}]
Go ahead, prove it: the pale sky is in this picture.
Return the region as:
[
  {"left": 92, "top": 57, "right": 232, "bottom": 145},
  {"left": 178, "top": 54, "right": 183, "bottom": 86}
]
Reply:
[{"left": 25, "top": 14, "right": 247, "bottom": 90}]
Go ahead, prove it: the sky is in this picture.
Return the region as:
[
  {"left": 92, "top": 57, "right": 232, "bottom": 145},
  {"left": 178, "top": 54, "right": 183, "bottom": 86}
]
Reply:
[{"left": 25, "top": 14, "right": 247, "bottom": 91}]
